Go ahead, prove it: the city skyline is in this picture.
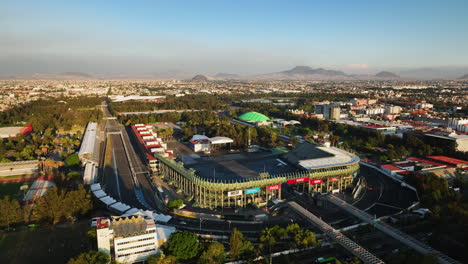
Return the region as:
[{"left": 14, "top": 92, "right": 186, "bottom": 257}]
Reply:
[{"left": 1, "top": 0, "right": 468, "bottom": 77}]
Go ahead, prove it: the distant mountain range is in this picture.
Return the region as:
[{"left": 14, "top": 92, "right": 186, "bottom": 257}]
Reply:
[
  {"left": 3, "top": 66, "right": 468, "bottom": 81},
  {"left": 214, "top": 73, "right": 240, "bottom": 79},
  {"left": 458, "top": 73, "right": 468, "bottom": 79},
  {"left": 207, "top": 66, "right": 400, "bottom": 81}
]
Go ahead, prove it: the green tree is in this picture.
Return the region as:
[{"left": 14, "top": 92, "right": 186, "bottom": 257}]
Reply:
[
  {"left": 33, "top": 186, "right": 65, "bottom": 225},
  {"left": 65, "top": 153, "right": 80, "bottom": 167},
  {"left": 198, "top": 242, "right": 226, "bottom": 264},
  {"left": 294, "top": 230, "right": 318, "bottom": 248},
  {"left": 147, "top": 253, "right": 179, "bottom": 264},
  {"left": 0, "top": 196, "right": 22, "bottom": 229},
  {"left": 229, "top": 228, "right": 244, "bottom": 260},
  {"left": 164, "top": 231, "right": 200, "bottom": 260},
  {"left": 67, "top": 250, "right": 110, "bottom": 264},
  {"left": 64, "top": 184, "right": 93, "bottom": 222},
  {"left": 167, "top": 199, "right": 184, "bottom": 210}
]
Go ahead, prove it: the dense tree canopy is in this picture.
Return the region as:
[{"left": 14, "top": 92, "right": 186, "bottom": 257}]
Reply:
[
  {"left": 197, "top": 242, "right": 226, "bottom": 264},
  {"left": 33, "top": 185, "right": 92, "bottom": 225},
  {"left": 67, "top": 250, "right": 110, "bottom": 264},
  {"left": 0, "top": 196, "right": 22, "bottom": 229},
  {"left": 163, "top": 231, "right": 200, "bottom": 260}
]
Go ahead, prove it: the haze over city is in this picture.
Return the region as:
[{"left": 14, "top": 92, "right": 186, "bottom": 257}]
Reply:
[
  {"left": 2, "top": 0, "right": 468, "bottom": 78},
  {"left": 1, "top": 1, "right": 468, "bottom": 264}
]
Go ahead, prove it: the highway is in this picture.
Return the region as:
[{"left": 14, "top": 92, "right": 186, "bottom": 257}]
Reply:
[{"left": 323, "top": 195, "right": 462, "bottom": 264}]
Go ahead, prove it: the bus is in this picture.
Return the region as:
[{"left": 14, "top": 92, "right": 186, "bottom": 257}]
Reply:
[{"left": 316, "top": 257, "right": 337, "bottom": 264}]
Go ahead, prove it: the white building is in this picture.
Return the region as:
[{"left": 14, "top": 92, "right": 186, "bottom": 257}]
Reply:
[
  {"left": 384, "top": 105, "right": 402, "bottom": 114},
  {"left": 97, "top": 213, "right": 175, "bottom": 263}
]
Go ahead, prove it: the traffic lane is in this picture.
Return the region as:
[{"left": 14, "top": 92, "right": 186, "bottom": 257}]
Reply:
[{"left": 109, "top": 134, "right": 140, "bottom": 208}]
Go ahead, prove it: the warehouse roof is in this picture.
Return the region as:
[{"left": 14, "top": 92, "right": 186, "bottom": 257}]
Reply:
[
  {"left": 239, "top": 112, "right": 270, "bottom": 122},
  {"left": 78, "top": 122, "right": 97, "bottom": 159}
]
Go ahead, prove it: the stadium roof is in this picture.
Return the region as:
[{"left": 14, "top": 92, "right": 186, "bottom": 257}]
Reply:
[
  {"left": 239, "top": 112, "right": 270, "bottom": 122},
  {"left": 284, "top": 142, "right": 359, "bottom": 170}
]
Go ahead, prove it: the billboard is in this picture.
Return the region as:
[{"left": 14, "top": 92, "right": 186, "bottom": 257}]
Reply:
[
  {"left": 267, "top": 184, "right": 281, "bottom": 191},
  {"left": 227, "top": 190, "right": 243, "bottom": 197},
  {"left": 245, "top": 188, "right": 260, "bottom": 194},
  {"left": 310, "top": 179, "right": 323, "bottom": 185},
  {"left": 287, "top": 177, "right": 310, "bottom": 184},
  {"left": 328, "top": 177, "right": 339, "bottom": 182}
]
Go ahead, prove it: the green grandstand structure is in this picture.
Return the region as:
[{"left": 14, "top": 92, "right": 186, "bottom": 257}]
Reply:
[
  {"left": 151, "top": 141, "right": 360, "bottom": 209},
  {"left": 238, "top": 112, "right": 270, "bottom": 122}
]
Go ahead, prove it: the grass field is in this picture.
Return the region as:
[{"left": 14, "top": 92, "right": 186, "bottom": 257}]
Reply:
[
  {"left": 0, "top": 221, "right": 93, "bottom": 264},
  {"left": 0, "top": 181, "right": 33, "bottom": 199}
]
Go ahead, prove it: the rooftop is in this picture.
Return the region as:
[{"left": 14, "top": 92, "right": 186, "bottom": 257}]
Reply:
[{"left": 283, "top": 142, "right": 359, "bottom": 170}]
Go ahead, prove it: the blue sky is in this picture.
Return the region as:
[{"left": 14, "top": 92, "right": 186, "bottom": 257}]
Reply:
[{"left": 1, "top": 0, "right": 468, "bottom": 75}]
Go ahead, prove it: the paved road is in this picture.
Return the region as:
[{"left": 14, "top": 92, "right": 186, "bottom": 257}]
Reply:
[
  {"left": 354, "top": 166, "right": 418, "bottom": 217},
  {"left": 101, "top": 133, "right": 141, "bottom": 208}
]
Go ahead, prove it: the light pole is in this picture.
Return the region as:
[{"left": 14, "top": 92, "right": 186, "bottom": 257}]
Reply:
[{"left": 199, "top": 218, "right": 204, "bottom": 232}]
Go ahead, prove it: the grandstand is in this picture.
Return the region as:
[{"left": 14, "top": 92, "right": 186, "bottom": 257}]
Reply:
[{"left": 131, "top": 124, "right": 360, "bottom": 209}]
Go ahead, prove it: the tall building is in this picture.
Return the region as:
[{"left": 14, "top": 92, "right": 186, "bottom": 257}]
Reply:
[
  {"left": 328, "top": 105, "right": 341, "bottom": 120},
  {"left": 97, "top": 213, "right": 174, "bottom": 263}
]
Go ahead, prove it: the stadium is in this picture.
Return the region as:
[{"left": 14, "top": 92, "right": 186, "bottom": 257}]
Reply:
[{"left": 131, "top": 123, "right": 360, "bottom": 209}]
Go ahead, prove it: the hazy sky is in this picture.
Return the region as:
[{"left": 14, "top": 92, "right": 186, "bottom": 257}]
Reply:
[{"left": 1, "top": 0, "right": 468, "bottom": 75}]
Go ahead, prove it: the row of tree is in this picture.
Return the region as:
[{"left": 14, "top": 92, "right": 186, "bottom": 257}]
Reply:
[
  {"left": 0, "top": 184, "right": 93, "bottom": 228},
  {"left": 146, "top": 224, "right": 318, "bottom": 264},
  {"left": 0, "top": 96, "right": 102, "bottom": 133}
]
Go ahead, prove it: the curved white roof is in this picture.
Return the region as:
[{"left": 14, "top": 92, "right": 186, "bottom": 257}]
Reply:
[{"left": 209, "top": 136, "right": 234, "bottom": 144}]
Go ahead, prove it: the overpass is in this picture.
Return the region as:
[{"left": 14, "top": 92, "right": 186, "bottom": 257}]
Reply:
[
  {"left": 322, "top": 195, "right": 461, "bottom": 264},
  {"left": 287, "top": 201, "right": 384, "bottom": 264}
]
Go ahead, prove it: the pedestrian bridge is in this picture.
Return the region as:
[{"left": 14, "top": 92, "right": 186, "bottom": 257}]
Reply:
[
  {"left": 287, "top": 201, "right": 384, "bottom": 264},
  {"left": 322, "top": 195, "right": 461, "bottom": 264}
]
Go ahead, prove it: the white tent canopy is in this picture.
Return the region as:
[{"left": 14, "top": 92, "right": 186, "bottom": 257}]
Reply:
[
  {"left": 100, "top": 196, "right": 117, "bottom": 206},
  {"left": 90, "top": 183, "right": 102, "bottom": 192},
  {"left": 209, "top": 136, "right": 234, "bottom": 145},
  {"left": 93, "top": 189, "right": 107, "bottom": 198}
]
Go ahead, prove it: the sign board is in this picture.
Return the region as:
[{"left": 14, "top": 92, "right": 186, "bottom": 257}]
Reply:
[
  {"left": 328, "top": 177, "right": 340, "bottom": 182},
  {"left": 245, "top": 188, "right": 261, "bottom": 194},
  {"left": 228, "top": 190, "right": 243, "bottom": 197},
  {"left": 332, "top": 189, "right": 340, "bottom": 194},
  {"left": 287, "top": 177, "right": 310, "bottom": 184},
  {"left": 267, "top": 184, "right": 281, "bottom": 191},
  {"left": 310, "top": 179, "right": 323, "bottom": 185}
]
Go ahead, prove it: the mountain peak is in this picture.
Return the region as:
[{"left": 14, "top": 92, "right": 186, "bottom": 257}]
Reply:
[
  {"left": 281, "top": 66, "right": 346, "bottom": 76},
  {"left": 375, "top": 71, "right": 400, "bottom": 78},
  {"left": 191, "top": 74, "right": 209, "bottom": 81}
]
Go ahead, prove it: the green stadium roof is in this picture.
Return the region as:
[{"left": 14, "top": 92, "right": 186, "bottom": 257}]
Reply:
[{"left": 238, "top": 112, "right": 270, "bottom": 122}]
